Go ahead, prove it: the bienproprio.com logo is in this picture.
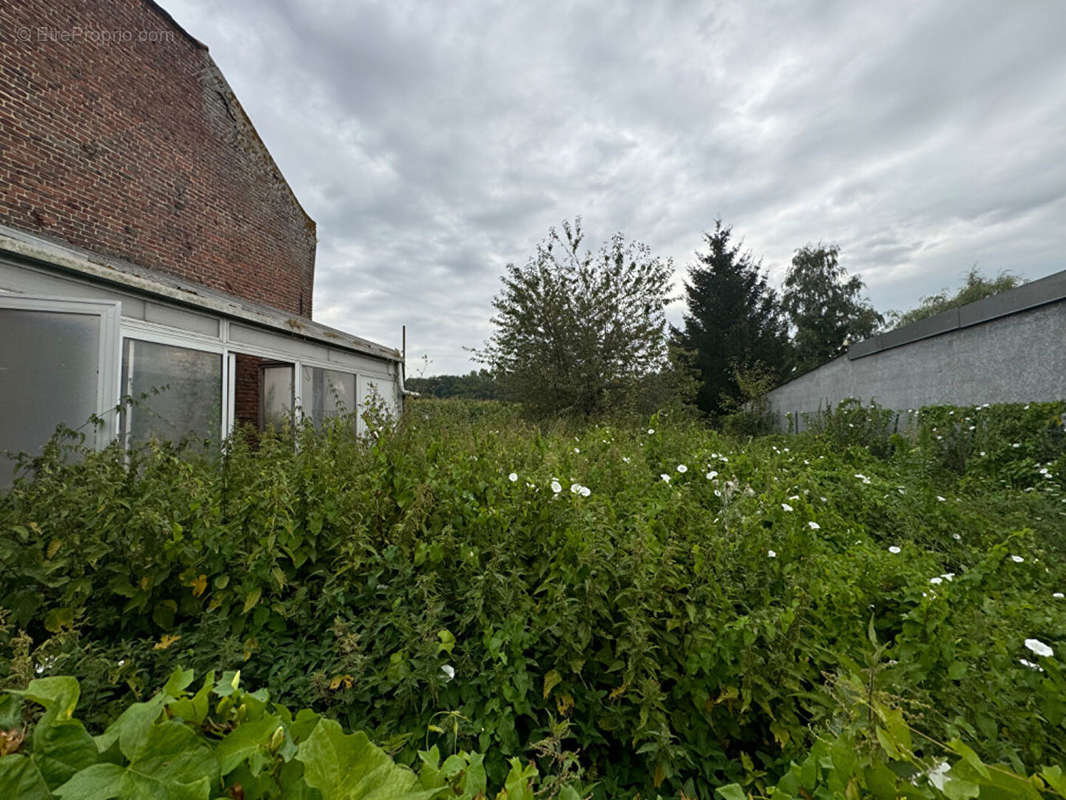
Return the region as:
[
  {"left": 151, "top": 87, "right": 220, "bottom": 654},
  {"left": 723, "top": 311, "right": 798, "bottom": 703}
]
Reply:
[{"left": 13, "top": 25, "right": 177, "bottom": 44}]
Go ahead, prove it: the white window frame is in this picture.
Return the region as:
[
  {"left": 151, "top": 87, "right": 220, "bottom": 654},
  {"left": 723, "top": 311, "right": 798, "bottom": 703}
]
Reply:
[
  {"left": 0, "top": 294, "right": 121, "bottom": 449},
  {"left": 120, "top": 318, "right": 229, "bottom": 444}
]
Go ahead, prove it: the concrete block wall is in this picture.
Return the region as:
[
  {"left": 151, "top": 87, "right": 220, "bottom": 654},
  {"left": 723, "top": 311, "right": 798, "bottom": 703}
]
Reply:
[
  {"left": 766, "top": 272, "right": 1066, "bottom": 430},
  {"left": 0, "top": 0, "right": 316, "bottom": 317}
]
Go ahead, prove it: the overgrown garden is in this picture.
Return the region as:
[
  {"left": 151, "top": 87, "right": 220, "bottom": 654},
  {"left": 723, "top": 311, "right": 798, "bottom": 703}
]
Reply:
[{"left": 1, "top": 398, "right": 1065, "bottom": 798}]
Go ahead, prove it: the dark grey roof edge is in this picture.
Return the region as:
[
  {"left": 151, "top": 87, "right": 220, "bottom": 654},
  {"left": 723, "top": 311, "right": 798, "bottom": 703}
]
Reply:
[
  {"left": 848, "top": 268, "right": 1066, "bottom": 361},
  {"left": 0, "top": 224, "right": 402, "bottom": 363}
]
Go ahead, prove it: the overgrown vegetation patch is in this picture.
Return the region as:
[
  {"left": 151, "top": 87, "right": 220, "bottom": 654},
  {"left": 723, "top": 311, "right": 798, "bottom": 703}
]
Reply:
[{"left": 1, "top": 400, "right": 1065, "bottom": 798}]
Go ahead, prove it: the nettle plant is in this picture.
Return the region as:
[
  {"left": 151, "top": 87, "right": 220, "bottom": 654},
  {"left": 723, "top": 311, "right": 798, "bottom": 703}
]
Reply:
[
  {"left": 917, "top": 401, "right": 1066, "bottom": 479},
  {"left": 0, "top": 669, "right": 574, "bottom": 800}
]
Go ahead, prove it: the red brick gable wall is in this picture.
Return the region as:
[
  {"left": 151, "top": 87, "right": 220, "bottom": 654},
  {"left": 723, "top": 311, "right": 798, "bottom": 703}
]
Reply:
[{"left": 0, "top": 0, "right": 316, "bottom": 317}]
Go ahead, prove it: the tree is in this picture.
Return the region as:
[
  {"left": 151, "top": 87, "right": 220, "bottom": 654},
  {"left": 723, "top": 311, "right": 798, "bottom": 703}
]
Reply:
[
  {"left": 404, "top": 370, "right": 498, "bottom": 400},
  {"left": 671, "top": 221, "right": 790, "bottom": 417},
  {"left": 478, "top": 218, "right": 673, "bottom": 417},
  {"left": 782, "top": 245, "right": 882, "bottom": 373},
  {"left": 886, "top": 267, "right": 1020, "bottom": 329}
]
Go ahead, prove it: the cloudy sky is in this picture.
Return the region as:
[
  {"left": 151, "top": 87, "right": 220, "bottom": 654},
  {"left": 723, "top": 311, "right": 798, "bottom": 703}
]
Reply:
[{"left": 163, "top": 0, "right": 1066, "bottom": 375}]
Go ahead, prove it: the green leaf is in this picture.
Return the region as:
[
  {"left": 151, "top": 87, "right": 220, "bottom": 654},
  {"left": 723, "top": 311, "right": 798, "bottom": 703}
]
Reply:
[
  {"left": 53, "top": 763, "right": 124, "bottom": 800},
  {"left": 436, "top": 629, "right": 455, "bottom": 656},
  {"left": 0, "top": 694, "right": 21, "bottom": 730},
  {"left": 167, "top": 672, "right": 214, "bottom": 726},
  {"left": 1042, "top": 765, "right": 1066, "bottom": 796},
  {"left": 152, "top": 599, "right": 177, "bottom": 629},
  {"left": 33, "top": 719, "right": 99, "bottom": 788},
  {"left": 947, "top": 739, "right": 990, "bottom": 780},
  {"left": 44, "top": 607, "right": 75, "bottom": 633},
  {"left": 715, "top": 783, "right": 747, "bottom": 800},
  {"left": 216, "top": 714, "right": 282, "bottom": 775},
  {"left": 882, "top": 707, "right": 912, "bottom": 753},
  {"left": 942, "top": 776, "right": 980, "bottom": 800},
  {"left": 93, "top": 694, "right": 167, "bottom": 762},
  {"left": 0, "top": 754, "right": 53, "bottom": 800},
  {"left": 295, "top": 718, "right": 436, "bottom": 800},
  {"left": 162, "top": 668, "right": 196, "bottom": 698},
  {"left": 864, "top": 763, "right": 898, "bottom": 800},
  {"left": 243, "top": 588, "right": 263, "bottom": 615},
  {"left": 11, "top": 676, "right": 81, "bottom": 725}
]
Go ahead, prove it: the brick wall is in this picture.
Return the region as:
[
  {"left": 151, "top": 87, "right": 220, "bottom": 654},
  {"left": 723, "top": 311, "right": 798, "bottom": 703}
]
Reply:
[
  {"left": 0, "top": 0, "right": 316, "bottom": 317},
  {"left": 233, "top": 353, "right": 262, "bottom": 428}
]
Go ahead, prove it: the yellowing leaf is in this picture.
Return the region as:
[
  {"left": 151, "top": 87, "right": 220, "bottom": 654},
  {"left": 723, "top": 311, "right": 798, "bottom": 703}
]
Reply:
[
  {"left": 243, "top": 587, "right": 262, "bottom": 614},
  {"left": 542, "top": 669, "right": 562, "bottom": 700},
  {"left": 555, "top": 693, "right": 574, "bottom": 716},
  {"left": 189, "top": 574, "right": 207, "bottom": 597},
  {"left": 153, "top": 634, "right": 181, "bottom": 651},
  {"left": 328, "top": 674, "right": 354, "bottom": 691},
  {"left": 46, "top": 539, "right": 61, "bottom": 559}
]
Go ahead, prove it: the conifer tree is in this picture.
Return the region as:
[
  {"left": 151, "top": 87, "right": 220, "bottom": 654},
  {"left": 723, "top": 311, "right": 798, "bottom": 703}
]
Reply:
[{"left": 672, "top": 221, "right": 790, "bottom": 417}]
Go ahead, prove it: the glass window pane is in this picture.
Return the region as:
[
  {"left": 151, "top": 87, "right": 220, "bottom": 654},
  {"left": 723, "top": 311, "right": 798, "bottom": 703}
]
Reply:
[
  {"left": 301, "top": 366, "right": 356, "bottom": 427},
  {"left": 0, "top": 309, "right": 100, "bottom": 485},
  {"left": 261, "top": 364, "right": 294, "bottom": 429},
  {"left": 121, "top": 339, "right": 221, "bottom": 448}
]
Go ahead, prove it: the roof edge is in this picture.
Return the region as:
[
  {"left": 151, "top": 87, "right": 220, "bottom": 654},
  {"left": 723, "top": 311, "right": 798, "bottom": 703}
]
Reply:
[
  {"left": 0, "top": 224, "right": 400, "bottom": 363},
  {"left": 144, "top": 0, "right": 208, "bottom": 50},
  {"left": 849, "top": 268, "right": 1066, "bottom": 360}
]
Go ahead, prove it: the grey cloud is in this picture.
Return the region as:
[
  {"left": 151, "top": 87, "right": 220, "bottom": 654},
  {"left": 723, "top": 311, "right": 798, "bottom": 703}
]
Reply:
[{"left": 162, "top": 0, "right": 1066, "bottom": 374}]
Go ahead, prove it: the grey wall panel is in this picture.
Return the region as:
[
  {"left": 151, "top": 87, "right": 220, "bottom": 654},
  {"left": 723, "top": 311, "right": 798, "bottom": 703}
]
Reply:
[
  {"left": 0, "top": 259, "right": 147, "bottom": 319},
  {"left": 145, "top": 301, "right": 219, "bottom": 337},
  {"left": 767, "top": 300, "right": 1066, "bottom": 429}
]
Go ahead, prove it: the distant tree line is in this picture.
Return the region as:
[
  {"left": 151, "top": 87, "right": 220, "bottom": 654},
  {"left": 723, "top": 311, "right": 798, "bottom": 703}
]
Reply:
[
  {"left": 405, "top": 370, "right": 499, "bottom": 400},
  {"left": 418, "top": 218, "right": 1022, "bottom": 419}
]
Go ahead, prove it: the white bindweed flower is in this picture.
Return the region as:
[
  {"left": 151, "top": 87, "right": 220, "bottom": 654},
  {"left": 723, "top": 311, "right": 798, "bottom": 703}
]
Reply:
[
  {"left": 936, "top": 495, "right": 946, "bottom": 502},
  {"left": 574, "top": 447, "right": 580, "bottom": 454},
  {"left": 1010, "top": 555, "right": 1024, "bottom": 563},
  {"left": 952, "top": 533, "right": 962, "bottom": 541},
  {"left": 929, "top": 577, "right": 943, "bottom": 585},
  {"left": 854, "top": 474, "right": 871, "bottom": 485},
  {"left": 888, "top": 546, "right": 901, "bottom": 554},
  {"left": 660, "top": 474, "right": 671, "bottom": 483},
  {"left": 767, "top": 550, "right": 776, "bottom": 558},
  {"left": 441, "top": 664, "right": 455, "bottom": 681},
  {"left": 927, "top": 761, "right": 950, "bottom": 791},
  {"left": 571, "top": 483, "right": 581, "bottom": 494},
  {"left": 551, "top": 480, "right": 562, "bottom": 494},
  {"left": 580, "top": 486, "right": 591, "bottom": 497},
  {"left": 781, "top": 503, "right": 793, "bottom": 512},
  {"left": 622, "top": 456, "right": 631, "bottom": 463},
  {"left": 1054, "top": 592, "right": 1065, "bottom": 599},
  {"left": 1019, "top": 658, "right": 1044, "bottom": 672},
  {"left": 648, "top": 428, "right": 655, "bottom": 435},
  {"left": 508, "top": 472, "right": 518, "bottom": 482},
  {"left": 941, "top": 573, "right": 955, "bottom": 581},
  {"left": 808, "top": 521, "right": 820, "bottom": 530},
  {"left": 788, "top": 495, "right": 800, "bottom": 501},
  {"left": 677, "top": 464, "right": 688, "bottom": 473},
  {"left": 706, "top": 470, "right": 718, "bottom": 480},
  {"left": 1025, "top": 638, "right": 1054, "bottom": 658}
]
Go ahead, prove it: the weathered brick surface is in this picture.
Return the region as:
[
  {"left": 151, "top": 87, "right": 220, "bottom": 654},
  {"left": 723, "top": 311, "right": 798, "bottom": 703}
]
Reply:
[
  {"left": 0, "top": 0, "right": 316, "bottom": 317},
  {"left": 233, "top": 352, "right": 262, "bottom": 428}
]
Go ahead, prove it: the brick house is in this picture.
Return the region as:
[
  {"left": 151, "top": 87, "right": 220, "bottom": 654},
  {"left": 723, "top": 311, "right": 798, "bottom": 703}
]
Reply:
[{"left": 0, "top": 0, "right": 403, "bottom": 484}]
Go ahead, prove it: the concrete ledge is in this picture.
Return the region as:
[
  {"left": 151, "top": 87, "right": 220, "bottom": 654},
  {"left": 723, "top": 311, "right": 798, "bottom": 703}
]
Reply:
[{"left": 848, "top": 268, "right": 1066, "bottom": 360}]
